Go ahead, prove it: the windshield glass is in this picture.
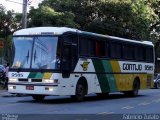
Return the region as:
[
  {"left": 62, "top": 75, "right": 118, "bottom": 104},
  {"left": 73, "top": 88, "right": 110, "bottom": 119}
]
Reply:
[
  {"left": 12, "top": 37, "right": 33, "bottom": 68},
  {"left": 12, "top": 36, "right": 60, "bottom": 70}
]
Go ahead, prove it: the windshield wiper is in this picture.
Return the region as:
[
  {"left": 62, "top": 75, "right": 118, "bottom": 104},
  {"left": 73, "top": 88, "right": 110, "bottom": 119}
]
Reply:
[
  {"left": 34, "top": 50, "right": 37, "bottom": 63},
  {"left": 26, "top": 50, "right": 29, "bottom": 64}
]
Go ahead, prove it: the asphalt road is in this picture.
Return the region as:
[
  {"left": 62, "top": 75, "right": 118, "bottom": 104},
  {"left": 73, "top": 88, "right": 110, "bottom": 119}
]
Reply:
[{"left": 0, "top": 89, "right": 160, "bottom": 120}]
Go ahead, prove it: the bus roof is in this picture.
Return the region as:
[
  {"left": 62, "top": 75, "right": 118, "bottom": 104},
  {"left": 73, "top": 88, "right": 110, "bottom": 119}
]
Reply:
[
  {"left": 81, "top": 31, "right": 154, "bottom": 46},
  {"left": 14, "top": 27, "right": 153, "bottom": 46},
  {"left": 13, "top": 27, "right": 78, "bottom": 36}
]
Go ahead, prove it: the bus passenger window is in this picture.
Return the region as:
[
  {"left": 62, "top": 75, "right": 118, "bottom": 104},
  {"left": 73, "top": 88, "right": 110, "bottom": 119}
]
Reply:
[
  {"left": 88, "top": 39, "right": 95, "bottom": 57},
  {"left": 105, "top": 42, "right": 110, "bottom": 58},
  {"left": 123, "top": 45, "right": 134, "bottom": 60},
  {"left": 146, "top": 47, "right": 153, "bottom": 62},
  {"left": 96, "top": 41, "right": 100, "bottom": 56},
  {"left": 80, "top": 38, "right": 88, "bottom": 56},
  {"left": 135, "top": 46, "right": 145, "bottom": 61},
  {"left": 96, "top": 41, "right": 105, "bottom": 57},
  {"left": 110, "top": 43, "right": 122, "bottom": 59}
]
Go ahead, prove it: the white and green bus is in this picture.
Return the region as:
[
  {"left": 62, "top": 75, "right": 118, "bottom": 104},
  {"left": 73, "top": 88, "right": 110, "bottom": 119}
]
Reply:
[{"left": 8, "top": 27, "right": 154, "bottom": 101}]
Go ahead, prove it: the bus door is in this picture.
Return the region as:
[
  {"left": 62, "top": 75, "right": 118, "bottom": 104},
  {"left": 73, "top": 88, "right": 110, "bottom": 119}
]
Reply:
[{"left": 61, "top": 33, "right": 78, "bottom": 78}]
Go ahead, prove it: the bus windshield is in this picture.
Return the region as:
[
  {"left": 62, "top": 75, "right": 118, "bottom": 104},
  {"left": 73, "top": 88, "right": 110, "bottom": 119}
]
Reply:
[{"left": 11, "top": 36, "right": 61, "bottom": 70}]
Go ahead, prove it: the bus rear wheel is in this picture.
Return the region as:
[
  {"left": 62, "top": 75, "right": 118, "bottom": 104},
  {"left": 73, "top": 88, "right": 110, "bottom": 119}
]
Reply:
[
  {"left": 71, "top": 80, "right": 87, "bottom": 102},
  {"left": 32, "top": 95, "right": 45, "bottom": 102},
  {"left": 131, "top": 80, "right": 140, "bottom": 96},
  {"left": 124, "top": 79, "right": 140, "bottom": 97}
]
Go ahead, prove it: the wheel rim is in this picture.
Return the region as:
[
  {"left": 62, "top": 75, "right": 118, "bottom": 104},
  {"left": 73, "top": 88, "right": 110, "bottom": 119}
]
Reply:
[
  {"left": 133, "top": 82, "right": 139, "bottom": 96},
  {"left": 134, "top": 87, "right": 138, "bottom": 95},
  {"left": 77, "top": 84, "right": 84, "bottom": 96}
]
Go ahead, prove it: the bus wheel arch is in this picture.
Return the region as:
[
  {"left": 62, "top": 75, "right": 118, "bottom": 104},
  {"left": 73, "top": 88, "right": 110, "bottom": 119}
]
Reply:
[
  {"left": 71, "top": 77, "right": 88, "bottom": 101},
  {"left": 124, "top": 77, "right": 140, "bottom": 97}
]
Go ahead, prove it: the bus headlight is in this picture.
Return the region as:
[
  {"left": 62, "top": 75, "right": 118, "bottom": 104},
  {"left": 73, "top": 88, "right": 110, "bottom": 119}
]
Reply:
[
  {"left": 43, "top": 79, "right": 54, "bottom": 83},
  {"left": 43, "top": 79, "right": 58, "bottom": 83},
  {"left": 9, "top": 78, "right": 18, "bottom": 82}
]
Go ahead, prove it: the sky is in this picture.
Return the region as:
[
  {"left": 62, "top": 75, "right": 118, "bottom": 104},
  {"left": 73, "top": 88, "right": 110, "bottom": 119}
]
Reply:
[{"left": 0, "top": 0, "right": 43, "bottom": 13}]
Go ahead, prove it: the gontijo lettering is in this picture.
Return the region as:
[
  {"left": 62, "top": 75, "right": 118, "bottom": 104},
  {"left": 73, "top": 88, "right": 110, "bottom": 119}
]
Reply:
[{"left": 123, "top": 63, "right": 142, "bottom": 71}]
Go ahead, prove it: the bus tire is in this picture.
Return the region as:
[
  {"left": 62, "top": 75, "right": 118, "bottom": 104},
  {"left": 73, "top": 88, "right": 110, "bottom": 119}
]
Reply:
[
  {"left": 71, "top": 79, "right": 88, "bottom": 102},
  {"left": 155, "top": 82, "right": 160, "bottom": 89},
  {"left": 32, "top": 95, "right": 45, "bottom": 102},
  {"left": 124, "top": 78, "right": 140, "bottom": 97},
  {"left": 131, "top": 79, "right": 140, "bottom": 96}
]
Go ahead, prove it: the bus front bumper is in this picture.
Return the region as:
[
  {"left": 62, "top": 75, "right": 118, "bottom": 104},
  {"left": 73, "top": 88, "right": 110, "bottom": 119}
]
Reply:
[{"left": 8, "top": 83, "right": 60, "bottom": 95}]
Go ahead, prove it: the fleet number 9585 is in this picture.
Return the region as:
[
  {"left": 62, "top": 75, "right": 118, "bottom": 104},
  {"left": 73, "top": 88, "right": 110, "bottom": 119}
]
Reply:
[{"left": 11, "top": 73, "right": 23, "bottom": 77}]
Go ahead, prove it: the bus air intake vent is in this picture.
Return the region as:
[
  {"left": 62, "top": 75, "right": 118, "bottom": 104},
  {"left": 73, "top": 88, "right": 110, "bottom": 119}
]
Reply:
[
  {"left": 32, "top": 79, "right": 42, "bottom": 82},
  {"left": 19, "top": 78, "right": 28, "bottom": 82}
]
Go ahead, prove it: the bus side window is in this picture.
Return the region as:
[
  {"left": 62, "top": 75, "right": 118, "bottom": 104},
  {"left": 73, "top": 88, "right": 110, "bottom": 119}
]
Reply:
[
  {"left": 105, "top": 42, "right": 110, "bottom": 58},
  {"left": 96, "top": 41, "right": 100, "bottom": 56},
  {"left": 135, "top": 46, "right": 145, "bottom": 61},
  {"left": 95, "top": 41, "right": 105, "bottom": 57},
  {"left": 110, "top": 42, "right": 122, "bottom": 59},
  {"left": 146, "top": 47, "right": 153, "bottom": 62},
  {"left": 79, "top": 36, "right": 95, "bottom": 57},
  {"left": 79, "top": 37, "right": 88, "bottom": 56},
  {"left": 123, "top": 44, "right": 134, "bottom": 60}
]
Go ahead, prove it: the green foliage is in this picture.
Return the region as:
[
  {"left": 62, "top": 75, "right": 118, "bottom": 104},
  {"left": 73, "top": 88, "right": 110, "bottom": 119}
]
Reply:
[
  {"left": 0, "top": 4, "right": 21, "bottom": 63},
  {"left": 28, "top": 6, "right": 79, "bottom": 28},
  {"left": 0, "top": 6, "right": 21, "bottom": 38},
  {"left": 28, "top": 0, "right": 157, "bottom": 40}
]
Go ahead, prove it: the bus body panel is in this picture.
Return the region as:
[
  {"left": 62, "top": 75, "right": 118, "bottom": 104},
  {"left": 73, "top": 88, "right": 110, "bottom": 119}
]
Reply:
[{"left": 8, "top": 59, "right": 154, "bottom": 95}]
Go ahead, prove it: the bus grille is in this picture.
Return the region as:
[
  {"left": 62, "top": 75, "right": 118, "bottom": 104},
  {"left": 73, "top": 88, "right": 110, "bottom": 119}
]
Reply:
[
  {"left": 31, "top": 79, "right": 42, "bottom": 82},
  {"left": 19, "top": 78, "right": 28, "bottom": 82}
]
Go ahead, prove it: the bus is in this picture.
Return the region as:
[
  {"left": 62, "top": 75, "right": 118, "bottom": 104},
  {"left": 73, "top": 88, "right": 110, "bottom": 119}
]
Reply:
[{"left": 8, "top": 27, "right": 154, "bottom": 101}]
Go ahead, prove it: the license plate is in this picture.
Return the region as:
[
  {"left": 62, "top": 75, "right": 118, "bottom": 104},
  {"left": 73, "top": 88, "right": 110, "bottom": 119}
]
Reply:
[{"left": 26, "top": 85, "right": 34, "bottom": 90}]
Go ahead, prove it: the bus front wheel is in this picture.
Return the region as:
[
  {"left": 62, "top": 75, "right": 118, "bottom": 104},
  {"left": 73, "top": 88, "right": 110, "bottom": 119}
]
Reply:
[
  {"left": 32, "top": 95, "right": 45, "bottom": 102},
  {"left": 71, "top": 80, "right": 87, "bottom": 101}
]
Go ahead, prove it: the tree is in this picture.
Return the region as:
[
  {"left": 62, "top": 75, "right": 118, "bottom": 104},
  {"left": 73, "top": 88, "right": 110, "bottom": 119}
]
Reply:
[
  {"left": 145, "top": 0, "right": 160, "bottom": 72},
  {"left": 35, "top": 0, "right": 157, "bottom": 40},
  {"left": 0, "top": 4, "right": 21, "bottom": 63},
  {"left": 28, "top": 6, "right": 79, "bottom": 28}
]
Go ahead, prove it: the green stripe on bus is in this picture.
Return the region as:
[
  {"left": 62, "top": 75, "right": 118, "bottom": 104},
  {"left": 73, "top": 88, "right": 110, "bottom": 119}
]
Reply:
[
  {"left": 35, "top": 72, "right": 44, "bottom": 79},
  {"left": 28, "top": 72, "right": 44, "bottom": 79},
  {"left": 92, "top": 59, "right": 110, "bottom": 93},
  {"left": 102, "top": 60, "right": 117, "bottom": 92},
  {"left": 28, "top": 72, "right": 37, "bottom": 78}
]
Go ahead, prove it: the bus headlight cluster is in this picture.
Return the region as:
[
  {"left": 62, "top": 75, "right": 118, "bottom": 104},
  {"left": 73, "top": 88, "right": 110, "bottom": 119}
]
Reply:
[
  {"left": 43, "top": 79, "right": 58, "bottom": 83},
  {"left": 43, "top": 79, "right": 53, "bottom": 83},
  {"left": 9, "top": 86, "right": 16, "bottom": 90},
  {"left": 9, "top": 78, "right": 18, "bottom": 82}
]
